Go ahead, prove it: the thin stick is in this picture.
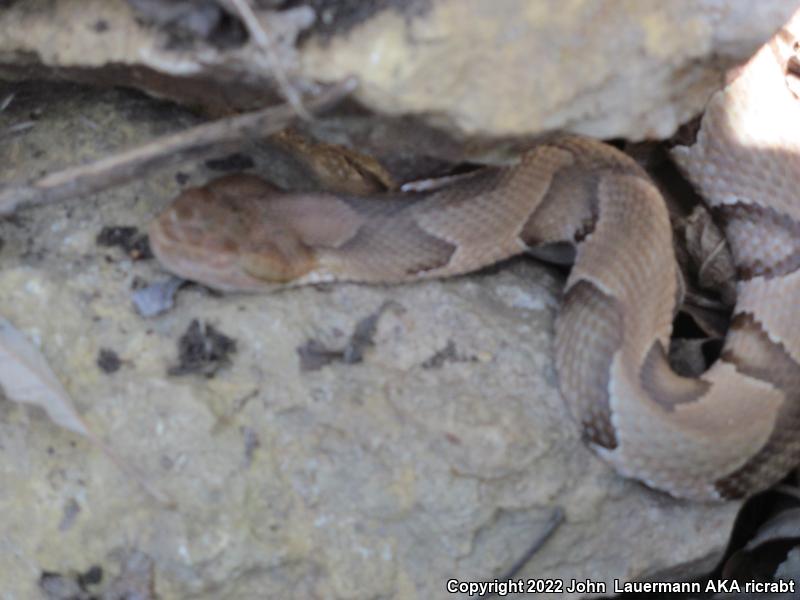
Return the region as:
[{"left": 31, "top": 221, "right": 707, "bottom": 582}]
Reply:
[
  {"left": 227, "top": 0, "right": 311, "bottom": 120},
  {"left": 0, "top": 76, "right": 357, "bottom": 216},
  {"left": 491, "top": 507, "right": 565, "bottom": 590}
]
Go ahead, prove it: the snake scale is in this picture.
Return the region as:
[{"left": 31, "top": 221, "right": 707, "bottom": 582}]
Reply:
[{"left": 148, "top": 24, "right": 800, "bottom": 501}]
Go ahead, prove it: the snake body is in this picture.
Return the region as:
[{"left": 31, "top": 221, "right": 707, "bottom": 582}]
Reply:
[{"left": 149, "top": 28, "right": 800, "bottom": 500}]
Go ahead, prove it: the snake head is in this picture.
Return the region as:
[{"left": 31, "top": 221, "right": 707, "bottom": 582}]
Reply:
[
  {"left": 149, "top": 174, "right": 366, "bottom": 291},
  {"left": 148, "top": 174, "right": 317, "bottom": 291}
]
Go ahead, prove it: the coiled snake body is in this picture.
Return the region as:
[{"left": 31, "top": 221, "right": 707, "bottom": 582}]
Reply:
[{"left": 149, "top": 30, "right": 800, "bottom": 500}]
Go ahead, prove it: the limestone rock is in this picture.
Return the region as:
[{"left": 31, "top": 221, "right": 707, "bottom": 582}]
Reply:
[
  {"left": 0, "top": 0, "right": 796, "bottom": 169},
  {"left": 0, "top": 80, "right": 740, "bottom": 599}
]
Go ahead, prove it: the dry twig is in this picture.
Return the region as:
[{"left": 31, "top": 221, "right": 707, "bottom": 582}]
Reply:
[
  {"left": 0, "top": 76, "right": 357, "bottom": 216},
  {"left": 492, "top": 507, "right": 565, "bottom": 588},
  {"left": 226, "top": 0, "right": 311, "bottom": 119}
]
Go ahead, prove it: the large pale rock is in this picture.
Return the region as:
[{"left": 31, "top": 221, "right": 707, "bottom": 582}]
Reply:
[
  {"left": 301, "top": 0, "right": 798, "bottom": 139},
  {"left": 0, "top": 80, "right": 740, "bottom": 598},
  {"left": 0, "top": 0, "right": 796, "bottom": 167}
]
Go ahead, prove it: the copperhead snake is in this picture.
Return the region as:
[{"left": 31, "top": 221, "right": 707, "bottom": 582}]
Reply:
[{"left": 148, "top": 25, "right": 800, "bottom": 501}]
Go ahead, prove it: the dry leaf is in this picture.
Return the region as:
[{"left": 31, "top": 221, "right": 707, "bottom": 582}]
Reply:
[
  {"left": 0, "top": 317, "right": 173, "bottom": 507},
  {"left": 0, "top": 316, "right": 89, "bottom": 436},
  {"left": 274, "top": 129, "right": 396, "bottom": 194},
  {"left": 682, "top": 205, "right": 737, "bottom": 306}
]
